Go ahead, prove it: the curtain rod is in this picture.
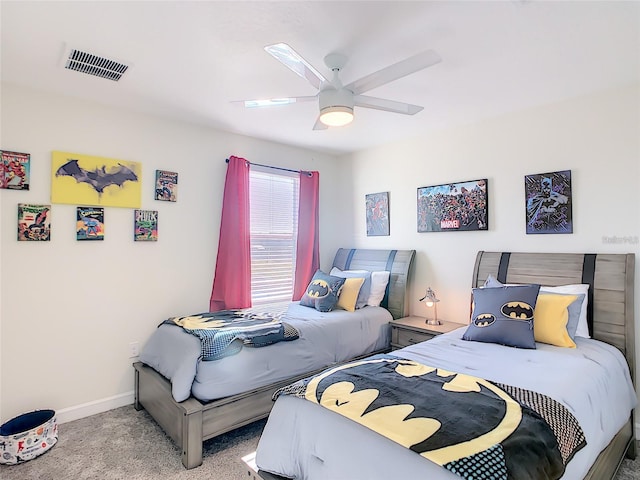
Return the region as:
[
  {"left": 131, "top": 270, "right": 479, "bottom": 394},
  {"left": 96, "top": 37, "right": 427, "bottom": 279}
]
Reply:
[{"left": 225, "top": 158, "right": 312, "bottom": 176}]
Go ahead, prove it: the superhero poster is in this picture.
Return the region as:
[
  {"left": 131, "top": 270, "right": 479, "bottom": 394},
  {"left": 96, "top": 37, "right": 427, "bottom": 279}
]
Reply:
[
  {"left": 1, "top": 150, "right": 30, "bottom": 190},
  {"left": 134, "top": 209, "right": 158, "bottom": 241},
  {"left": 76, "top": 207, "right": 105, "bottom": 241},
  {"left": 524, "top": 170, "right": 573, "bottom": 234},
  {"left": 417, "top": 179, "right": 488, "bottom": 232},
  {"left": 51, "top": 151, "right": 141, "bottom": 208},
  {"left": 17, "top": 204, "right": 51, "bottom": 241},
  {"left": 366, "top": 192, "right": 389, "bottom": 236},
  {"left": 154, "top": 170, "right": 178, "bottom": 202}
]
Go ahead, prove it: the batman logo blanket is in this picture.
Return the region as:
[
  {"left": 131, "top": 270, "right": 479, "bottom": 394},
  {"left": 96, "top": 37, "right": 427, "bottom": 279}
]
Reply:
[
  {"left": 274, "top": 354, "right": 586, "bottom": 480},
  {"left": 163, "top": 304, "right": 298, "bottom": 361}
]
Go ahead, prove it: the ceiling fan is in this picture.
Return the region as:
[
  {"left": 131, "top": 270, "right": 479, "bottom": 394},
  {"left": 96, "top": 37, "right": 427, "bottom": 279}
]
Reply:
[{"left": 238, "top": 43, "right": 442, "bottom": 130}]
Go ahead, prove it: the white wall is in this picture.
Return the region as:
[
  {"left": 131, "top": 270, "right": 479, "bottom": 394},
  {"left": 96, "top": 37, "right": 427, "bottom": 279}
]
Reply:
[
  {"left": 0, "top": 83, "right": 343, "bottom": 423},
  {"left": 342, "top": 83, "right": 640, "bottom": 431}
]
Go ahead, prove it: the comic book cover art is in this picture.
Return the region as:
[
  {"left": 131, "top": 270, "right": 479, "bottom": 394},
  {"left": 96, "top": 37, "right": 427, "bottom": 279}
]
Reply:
[
  {"left": 155, "top": 170, "right": 178, "bottom": 202},
  {"left": 17, "top": 204, "right": 51, "bottom": 241},
  {"left": 2, "top": 151, "right": 30, "bottom": 190},
  {"left": 366, "top": 192, "right": 390, "bottom": 236},
  {"left": 417, "top": 179, "right": 488, "bottom": 232},
  {"left": 76, "top": 207, "right": 105, "bottom": 241},
  {"left": 525, "top": 170, "right": 572, "bottom": 234},
  {"left": 134, "top": 209, "right": 158, "bottom": 241}
]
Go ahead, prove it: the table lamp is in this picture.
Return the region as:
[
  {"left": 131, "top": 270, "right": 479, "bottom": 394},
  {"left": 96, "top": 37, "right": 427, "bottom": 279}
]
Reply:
[{"left": 419, "top": 287, "right": 440, "bottom": 325}]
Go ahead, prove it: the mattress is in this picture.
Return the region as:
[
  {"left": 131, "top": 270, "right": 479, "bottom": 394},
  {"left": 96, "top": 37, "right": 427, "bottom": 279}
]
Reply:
[
  {"left": 255, "top": 327, "right": 637, "bottom": 480},
  {"left": 139, "top": 302, "right": 392, "bottom": 402}
]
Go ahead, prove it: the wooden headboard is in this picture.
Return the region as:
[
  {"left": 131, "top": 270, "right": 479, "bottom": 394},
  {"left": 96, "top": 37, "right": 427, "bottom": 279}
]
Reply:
[
  {"left": 471, "top": 251, "right": 636, "bottom": 383},
  {"left": 332, "top": 248, "right": 416, "bottom": 320}
]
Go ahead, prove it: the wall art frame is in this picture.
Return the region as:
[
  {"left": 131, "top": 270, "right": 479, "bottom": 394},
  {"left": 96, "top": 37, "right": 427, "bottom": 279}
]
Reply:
[
  {"left": 525, "top": 169, "right": 572, "bottom": 234},
  {"left": 417, "top": 179, "right": 488, "bottom": 232},
  {"left": 17, "top": 203, "right": 51, "bottom": 241},
  {"left": 51, "top": 151, "right": 141, "bottom": 208},
  {"left": 365, "top": 191, "right": 390, "bottom": 236}
]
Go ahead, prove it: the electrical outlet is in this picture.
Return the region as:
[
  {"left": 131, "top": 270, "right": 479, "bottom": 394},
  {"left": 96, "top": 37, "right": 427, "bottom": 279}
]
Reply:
[{"left": 129, "top": 341, "right": 140, "bottom": 358}]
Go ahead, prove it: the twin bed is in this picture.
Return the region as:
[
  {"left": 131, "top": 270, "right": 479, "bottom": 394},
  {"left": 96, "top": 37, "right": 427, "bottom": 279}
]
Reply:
[
  {"left": 254, "top": 251, "right": 637, "bottom": 480},
  {"left": 134, "top": 249, "right": 636, "bottom": 478},
  {"left": 133, "top": 248, "right": 416, "bottom": 469}
]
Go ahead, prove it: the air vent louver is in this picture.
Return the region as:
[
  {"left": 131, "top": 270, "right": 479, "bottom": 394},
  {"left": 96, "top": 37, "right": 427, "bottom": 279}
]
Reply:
[{"left": 64, "top": 49, "right": 129, "bottom": 81}]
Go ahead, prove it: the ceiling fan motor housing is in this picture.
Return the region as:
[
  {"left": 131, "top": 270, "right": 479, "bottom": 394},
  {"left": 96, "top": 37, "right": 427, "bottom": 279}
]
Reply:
[{"left": 319, "top": 87, "right": 354, "bottom": 112}]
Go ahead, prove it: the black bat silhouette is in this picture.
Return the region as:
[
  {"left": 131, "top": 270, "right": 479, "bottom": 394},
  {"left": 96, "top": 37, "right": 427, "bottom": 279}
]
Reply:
[
  {"left": 306, "top": 279, "right": 330, "bottom": 298},
  {"left": 56, "top": 160, "right": 138, "bottom": 195},
  {"left": 501, "top": 301, "right": 534, "bottom": 320},
  {"left": 473, "top": 313, "right": 496, "bottom": 327}
]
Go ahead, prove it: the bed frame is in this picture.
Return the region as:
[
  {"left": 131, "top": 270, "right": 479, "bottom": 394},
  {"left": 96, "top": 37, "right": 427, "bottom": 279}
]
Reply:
[
  {"left": 133, "top": 248, "right": 415, "bottom": 469},
  {"left": 472, "top": 251, "right": 636, "bottom": 479}
]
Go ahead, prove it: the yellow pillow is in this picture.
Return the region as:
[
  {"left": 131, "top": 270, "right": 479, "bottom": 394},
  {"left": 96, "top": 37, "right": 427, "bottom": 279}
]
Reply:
[
  {"left": 533, "top": 294, "right": 578, "bottom": 348},
  {"left": 337, "top": 277, "right": 365, "bottom": 312}
]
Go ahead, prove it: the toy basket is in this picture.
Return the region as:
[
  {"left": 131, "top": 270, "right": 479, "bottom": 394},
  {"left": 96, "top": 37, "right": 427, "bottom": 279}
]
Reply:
[{"left": 0, "top": 409, "right": 58, "bottom": 465}]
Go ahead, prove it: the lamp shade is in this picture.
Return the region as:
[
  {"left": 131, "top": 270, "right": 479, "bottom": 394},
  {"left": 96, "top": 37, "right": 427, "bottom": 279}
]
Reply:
[{"left": 319, "top": 105, "right": 354, "bottom": 127}]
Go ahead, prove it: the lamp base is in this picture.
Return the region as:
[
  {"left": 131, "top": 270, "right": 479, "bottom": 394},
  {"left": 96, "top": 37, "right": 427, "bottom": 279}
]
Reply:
[{"left": 425, "top": 318, "right": 441, "bottom": 326}]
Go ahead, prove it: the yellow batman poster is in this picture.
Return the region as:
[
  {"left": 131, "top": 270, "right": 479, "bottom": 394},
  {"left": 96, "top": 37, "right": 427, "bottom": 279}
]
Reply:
[{"left": 51, "top": 151, "right": 141, "bottom": 208}]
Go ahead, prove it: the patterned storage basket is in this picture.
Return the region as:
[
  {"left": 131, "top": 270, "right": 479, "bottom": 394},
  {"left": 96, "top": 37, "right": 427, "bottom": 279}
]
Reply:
[{"left": 0, "top": 409, "right": 58, "bottom": 465}]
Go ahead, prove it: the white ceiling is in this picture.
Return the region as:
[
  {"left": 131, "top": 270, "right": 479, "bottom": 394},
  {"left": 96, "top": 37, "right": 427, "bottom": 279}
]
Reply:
[{"left": 2, "top": 1, "right": 639, "bottom": 155}]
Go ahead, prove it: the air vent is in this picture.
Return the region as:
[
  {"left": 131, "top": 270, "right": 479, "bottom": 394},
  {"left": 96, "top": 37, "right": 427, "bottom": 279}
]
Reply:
[{"left": 64, "top": 48, "right": 129, "bottom": 81}]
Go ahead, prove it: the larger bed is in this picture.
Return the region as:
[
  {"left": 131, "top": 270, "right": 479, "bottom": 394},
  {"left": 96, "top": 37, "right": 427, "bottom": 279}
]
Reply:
[
  {"left": 133, "top": 248, "right": 415, "bottom": 469},
  {"left": 254, "top": 251, "right": 637, "bottom": 480}
]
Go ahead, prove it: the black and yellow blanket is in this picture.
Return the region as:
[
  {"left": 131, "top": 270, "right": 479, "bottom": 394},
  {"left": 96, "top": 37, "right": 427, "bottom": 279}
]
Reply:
[
  {"left": 274, "top": 354, "right": 585, "bottom": 480},
  {"left": 163, "top": 306, "right": 298, "bottom": 361}
]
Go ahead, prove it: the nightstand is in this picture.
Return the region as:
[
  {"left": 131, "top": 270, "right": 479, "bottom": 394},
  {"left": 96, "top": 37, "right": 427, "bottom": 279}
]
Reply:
[{"left": 390, "top": 316, "right": 463, "bottom": 350}]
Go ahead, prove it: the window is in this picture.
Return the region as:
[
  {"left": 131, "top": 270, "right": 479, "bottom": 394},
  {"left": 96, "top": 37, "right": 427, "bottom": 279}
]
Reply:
[{"left": 249, "top": 166, "right": 299, "bottom": 305}]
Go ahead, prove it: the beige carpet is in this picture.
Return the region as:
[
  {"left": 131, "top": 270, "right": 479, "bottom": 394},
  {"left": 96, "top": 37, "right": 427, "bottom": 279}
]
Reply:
[{"left": 1, "top": 405, "right": 638, "bottom": 479}]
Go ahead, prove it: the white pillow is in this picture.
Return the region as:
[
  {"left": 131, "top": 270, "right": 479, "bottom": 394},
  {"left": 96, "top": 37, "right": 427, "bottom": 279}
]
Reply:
[
  {"left": 367, "top": 271, "right": 390, "bottom": 307},
  {"left": 540, "top": 284, "right": 590, "bottom": 338}
]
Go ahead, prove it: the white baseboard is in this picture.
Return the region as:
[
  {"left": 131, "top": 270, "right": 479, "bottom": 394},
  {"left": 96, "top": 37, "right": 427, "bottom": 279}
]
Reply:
[{"left": 55, "top": 391, "right": 135, "bottom": 424}]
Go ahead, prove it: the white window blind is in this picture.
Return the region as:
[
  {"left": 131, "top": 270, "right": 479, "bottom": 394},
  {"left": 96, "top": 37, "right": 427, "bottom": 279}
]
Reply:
[{"left": 249, "top": 166, "right": 299, "bottom": 305}]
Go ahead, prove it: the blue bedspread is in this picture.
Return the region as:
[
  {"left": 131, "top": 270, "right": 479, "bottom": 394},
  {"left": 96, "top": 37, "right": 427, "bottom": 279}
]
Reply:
[{"left": 163, "top": 307, "right": 299, "bottom": 361}]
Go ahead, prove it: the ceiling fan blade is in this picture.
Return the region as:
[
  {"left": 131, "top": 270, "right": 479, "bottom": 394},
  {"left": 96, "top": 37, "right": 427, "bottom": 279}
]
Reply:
[
  {"left": 355, "top": 95, "right": 423, "bottom": 115},
  {"left": 232, "top": 96, "right": 317, "bottom": 108},
  {"left": 346, "top": 50, "right": 441, "bottom": 95},
  {"left": 313, "top": 116, "right": 329, "bottom": 130},
  {"left": 265, "top": 43, "right": 327, "bottom": 90}
]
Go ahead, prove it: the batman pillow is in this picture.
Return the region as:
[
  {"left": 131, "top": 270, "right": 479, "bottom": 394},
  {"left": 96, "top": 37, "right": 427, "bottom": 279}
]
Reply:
[
  {"left": 483, "top": 275, "right": 586, "bottom": 340},
  {"left": 299, "top": 270, "right": 346, "bottom": 312},
  {"left": 463, "top": 284, "right": 541, "bottom": 349}
]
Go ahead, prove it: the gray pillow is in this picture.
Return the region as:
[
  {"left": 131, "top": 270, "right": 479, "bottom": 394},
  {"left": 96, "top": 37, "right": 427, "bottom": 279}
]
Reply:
[
  {"left": 483, "top": 275, "right": 584, "bottom": 339},
  {"left": 564, "top": 293, "right": 585, "bottom": 339},
  {"left": 463, "top": 284, "right": 541, "bottom": 349},
  {"left": 330, "top": 267, "right": 371, "bottom": 309},
  {"left": 299, "top": 270, "right": 346, "bottom": 312}
]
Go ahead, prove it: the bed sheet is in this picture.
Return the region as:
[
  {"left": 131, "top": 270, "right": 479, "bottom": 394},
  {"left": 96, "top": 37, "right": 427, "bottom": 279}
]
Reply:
[
  {"left": 139, "top": 302, "right": 392, "bottom": 402},
  {"left": 255, "top": 327, "right": 637, "bottom": 480}
]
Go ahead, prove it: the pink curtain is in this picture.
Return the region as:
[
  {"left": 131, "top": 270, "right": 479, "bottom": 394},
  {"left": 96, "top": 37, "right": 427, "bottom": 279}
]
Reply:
[
  {"left": 293, "top": 171, "right": 320, "bottom": 300},
  {"left": 209, "top": 156, "right": 252, "bottom": 311}
]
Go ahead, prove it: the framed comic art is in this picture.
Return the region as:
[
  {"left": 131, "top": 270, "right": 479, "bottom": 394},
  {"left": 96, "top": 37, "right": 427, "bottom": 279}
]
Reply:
[
  {"left": 155, "top": 170, "right": 178, "bottom": 202},
  {"left": 76, "top": 207, "right": 104, "bottom": 241},
  {"left": 525, "top": 170, "right": 572, "bottom": 234},
  {"left": 17, "top": 203, "right": 51, "bottom": 241},
  {"left": 134, "top": 209, "right": 158, "bottom": 241},
  {"left": 417, "top": 179, "right": 488, "bottom": 232},
  {"left": 365, "top": 192, "right": 390, "bottom": 236}
]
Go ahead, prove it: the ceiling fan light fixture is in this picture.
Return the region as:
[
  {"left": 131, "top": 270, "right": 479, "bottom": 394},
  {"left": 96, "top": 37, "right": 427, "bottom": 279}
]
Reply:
[{"left": 319, "top": 105, "right": 354, "bottom": 127}]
